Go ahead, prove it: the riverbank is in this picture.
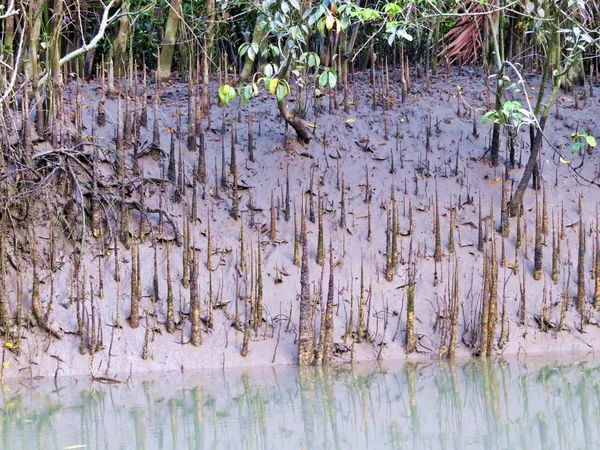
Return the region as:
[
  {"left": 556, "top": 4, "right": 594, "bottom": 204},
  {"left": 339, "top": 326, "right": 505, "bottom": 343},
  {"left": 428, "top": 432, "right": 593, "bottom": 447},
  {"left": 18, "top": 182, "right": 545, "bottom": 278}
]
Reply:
[{"left": 2, "top": 68, "right": 600, "bottom": 380}]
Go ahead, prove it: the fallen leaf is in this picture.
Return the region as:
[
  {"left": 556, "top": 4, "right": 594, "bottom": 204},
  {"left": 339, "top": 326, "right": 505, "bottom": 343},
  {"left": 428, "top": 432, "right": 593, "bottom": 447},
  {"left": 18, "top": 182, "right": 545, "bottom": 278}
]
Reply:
[{"left": 489, "top": 177, "right": 500, "bottom": 185}]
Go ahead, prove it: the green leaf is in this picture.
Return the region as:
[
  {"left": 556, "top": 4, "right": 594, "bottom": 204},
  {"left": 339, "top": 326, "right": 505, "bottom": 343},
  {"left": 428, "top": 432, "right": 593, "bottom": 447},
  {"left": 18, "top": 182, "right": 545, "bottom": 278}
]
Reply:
[
  {"left": 239, "top": 43, "right": 250, "bottom": 57},
  {"left": 383, "top": 2, "right": 402, "bottom": 16},
  {"left": 264, "top": 63, "right": 275, "bottom": 78},
  {"left": 396, "top": 28, "right": 412, "bottom": 42},
  {"left": 308, "top": 8, "right": 324, "bottom": 27},
  {"left": 319, "top": 71, "right": 328, "bottom": 89},
  {"left": 327, "top": 71, "right": 337, "bottom": 89},
  {"left": 276, "top": 80, "right": 290, "bottom": 102},
  {"left": 341, "top": 15, "right": 350, "bottom": 30},
  {"left": 386, "top": 21, "right": 398, "bottom": 32},
  {"left": 526, "top": 2, "right": 534, "bottom": 13},
  {"left": 481, "top": 111, "right": 498, "bottom": 123},
  {"left": 572, "top": 142, "right": 583, "bottom": 154},
  {"left": 387, "top": 32, "right": 395, "bottom": 46},
  {"left": 241, "top": 84, "right": 254, "bottom": 106},
  {"left": 585, "top": 135, "right": 597, "bottom": 147},
  {"left": 353, "top": 7, "right": 381, "bottom": 21},
  {"left": 247, "top": 44, "right": 257, "bottom": 61},
  {"left": 218, "top": 84, "right": 236, "bottom": 106},
  {"left": 317, "top": 17, "right": 325, "bottom": 35}
]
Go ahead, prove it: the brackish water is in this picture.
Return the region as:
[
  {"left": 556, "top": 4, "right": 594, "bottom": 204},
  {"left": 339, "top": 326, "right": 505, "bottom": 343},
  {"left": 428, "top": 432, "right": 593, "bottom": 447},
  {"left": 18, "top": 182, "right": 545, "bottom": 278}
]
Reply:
[{"left": 1, "top": 357, "right": 599, "bottom": 449}]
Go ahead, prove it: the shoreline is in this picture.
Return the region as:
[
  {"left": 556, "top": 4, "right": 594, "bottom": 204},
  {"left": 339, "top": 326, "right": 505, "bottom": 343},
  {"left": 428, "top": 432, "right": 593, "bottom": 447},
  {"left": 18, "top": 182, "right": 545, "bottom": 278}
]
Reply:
[
  {"left": 3, "top": 344, "right": 599, "bottom": 382},
  {"left": 3, "top": 322, "right": 599, "bottom": 381}
]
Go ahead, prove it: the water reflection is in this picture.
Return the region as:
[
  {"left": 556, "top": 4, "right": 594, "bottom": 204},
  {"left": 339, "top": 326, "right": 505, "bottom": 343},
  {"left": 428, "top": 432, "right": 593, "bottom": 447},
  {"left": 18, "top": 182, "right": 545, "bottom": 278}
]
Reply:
[{"left": 1, "top": 357, "right": 600, "bottom": 449}]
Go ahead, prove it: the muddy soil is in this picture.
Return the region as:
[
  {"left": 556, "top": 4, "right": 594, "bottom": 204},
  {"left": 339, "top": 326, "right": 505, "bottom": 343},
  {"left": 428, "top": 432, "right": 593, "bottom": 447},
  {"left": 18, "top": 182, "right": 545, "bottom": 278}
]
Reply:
[{"left": 2, "top": 67, "right": 600, "bottom": 379}]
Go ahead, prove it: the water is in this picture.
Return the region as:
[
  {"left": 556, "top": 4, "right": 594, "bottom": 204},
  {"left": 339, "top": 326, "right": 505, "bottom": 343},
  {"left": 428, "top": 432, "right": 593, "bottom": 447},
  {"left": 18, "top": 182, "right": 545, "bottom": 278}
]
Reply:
[{"left": 1, "top": 357, "right": 599, "bottom": 449}]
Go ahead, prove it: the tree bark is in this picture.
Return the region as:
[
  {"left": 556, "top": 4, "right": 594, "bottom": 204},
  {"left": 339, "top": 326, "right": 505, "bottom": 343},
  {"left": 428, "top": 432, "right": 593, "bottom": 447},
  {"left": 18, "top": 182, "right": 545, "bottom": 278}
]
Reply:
[
  {"left": 157, "top": 0, "right": 182, "bottom": 82},
  {"left": 2, "top": 12, "right": 14, "bottom": 67},
  {"left": 111, "top": 0, "right": 130, "bottom": 77},
  {"left": 277, "top": 99, "right": 311, "bottom": 144},
  {"left": 239, "top": 17, "right": 265, "bottom": 84},
  {"left": 25, "top": 0, "right": 45, "bottom": 136},
  {"left": 276, "top": 53, "right": 311, "bottom": 143},
  {"left": 490, "top": 95, "right": 502, "bottom": 166},
  {"left": 0, "top": 227, "right": 8, "bottom": 329},
  {"left": 49, "top": 0, "right": 64, "bottom": 132},
  {"left": 298, "top": 205, "right": 314, "bottom": 365},
  {"left": 508, "top": 117, "right": 547, "bottom": 216},
  {"left": 508, "top": 12, "right": 564, "bottom": 216},
  {"left": 323, "top": 241, "right": 335, "bottom": 363},
  {"left": 487, "top": 8, "right": 504, "bottom": 167},
  {"left": 202, "top": 0, "right": 216, "bottom": 113}
]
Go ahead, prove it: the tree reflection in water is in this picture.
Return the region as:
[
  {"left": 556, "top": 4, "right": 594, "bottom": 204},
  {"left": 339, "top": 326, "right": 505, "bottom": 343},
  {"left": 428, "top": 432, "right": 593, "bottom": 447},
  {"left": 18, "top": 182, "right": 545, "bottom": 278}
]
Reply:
[{"left": 1, "top": 358, "right": 600, "bottom": 449}]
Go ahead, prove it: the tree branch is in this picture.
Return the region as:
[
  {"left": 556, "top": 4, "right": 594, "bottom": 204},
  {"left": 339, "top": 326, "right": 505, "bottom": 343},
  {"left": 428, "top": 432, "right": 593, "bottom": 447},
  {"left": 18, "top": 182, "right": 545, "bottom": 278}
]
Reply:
[
  {"left": 0, "top": 0, "right": 18, "bottom": 20},
  {"left": 0, "top": 31, "right": 25, "bottom": 102},
  {"left": 37, "top": 0, "right": 121, "bottom": 86}
]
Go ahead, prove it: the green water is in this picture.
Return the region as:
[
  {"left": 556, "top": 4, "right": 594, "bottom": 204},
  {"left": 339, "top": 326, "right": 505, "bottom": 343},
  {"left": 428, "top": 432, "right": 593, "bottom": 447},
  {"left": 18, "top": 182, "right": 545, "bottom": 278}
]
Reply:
[{"left": 1, "top": 357, "right": 598, "bottom": 449}]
